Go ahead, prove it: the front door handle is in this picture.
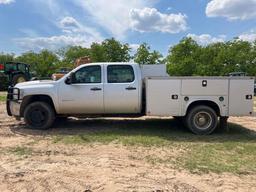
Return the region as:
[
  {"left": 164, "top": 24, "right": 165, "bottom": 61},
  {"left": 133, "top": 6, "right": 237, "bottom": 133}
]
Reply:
[
  {"left": 126, "top": 86, "right": 137, "bottom": 90},
  {"left": 91, "top": 87, "right": 102, "bottom": 91}
]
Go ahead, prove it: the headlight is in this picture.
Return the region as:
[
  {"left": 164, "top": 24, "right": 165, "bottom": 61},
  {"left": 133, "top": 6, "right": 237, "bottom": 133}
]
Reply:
[
  {"left": 19, "top": 89, "right": 24, "bottom": 99},
  {"left": 13, "top": 89, "right": 19, "bottom": 100},
  {"left": 12, "top": 88, "right": 23, "bottom": 100}
]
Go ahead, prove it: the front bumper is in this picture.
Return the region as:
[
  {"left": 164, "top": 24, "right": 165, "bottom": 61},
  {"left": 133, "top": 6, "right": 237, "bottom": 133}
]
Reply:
[{"left": 6, "top": 87, "right": 21, "bottom": 117}]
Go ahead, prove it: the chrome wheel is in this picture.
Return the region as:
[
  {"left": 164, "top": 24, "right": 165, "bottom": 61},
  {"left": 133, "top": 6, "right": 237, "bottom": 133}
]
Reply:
[{"left": 193, "top": 111, "right": 212, "bottom": 130}]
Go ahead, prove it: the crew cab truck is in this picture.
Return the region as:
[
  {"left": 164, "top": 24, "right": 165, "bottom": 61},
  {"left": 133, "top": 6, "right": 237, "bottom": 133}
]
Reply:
[{"left": 6, "top": 63, "right": 255, "bottom": 135}]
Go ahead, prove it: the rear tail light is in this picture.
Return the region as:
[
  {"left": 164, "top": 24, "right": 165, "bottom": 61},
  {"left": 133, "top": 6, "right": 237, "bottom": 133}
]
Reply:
[{"left": 0, "top": 64, "right": 4, "bottom": 70}]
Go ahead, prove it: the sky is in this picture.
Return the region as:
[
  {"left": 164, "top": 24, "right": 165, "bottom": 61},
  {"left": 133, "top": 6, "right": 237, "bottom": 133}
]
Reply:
[{"left": 0, "top": 0, "right": 256, "bottom": 55}]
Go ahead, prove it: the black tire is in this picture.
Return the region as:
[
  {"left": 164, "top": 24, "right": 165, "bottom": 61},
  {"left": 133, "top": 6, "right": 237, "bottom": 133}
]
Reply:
[
  {"left": 185, "top": 105, "right": 218, "bottom": 135},
  {"left": 12, "top": 74, "right": 27, "bottom": 85},
  {"left": 24, "top": 102, "right": 55, "bottom": 130}
]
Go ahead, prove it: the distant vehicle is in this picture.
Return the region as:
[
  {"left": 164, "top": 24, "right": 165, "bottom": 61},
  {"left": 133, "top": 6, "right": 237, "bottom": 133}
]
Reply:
[
  {"left": 0, "top": 62, "right": 31, "bottom": 87},
  {"left": 229, "top": 72, "right": 247, "bottom": 77},
  {"left": 7, "top": 63, "right": 255, "bottom": 135},
  {"left": 51, "top": 56, "right": 91, "bottom": 81},
  {"left": 52, "top": 68, "right": 72, "bottom": 81}
]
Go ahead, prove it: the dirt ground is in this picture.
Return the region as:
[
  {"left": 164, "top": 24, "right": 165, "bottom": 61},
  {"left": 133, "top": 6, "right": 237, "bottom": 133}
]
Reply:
[{"left": 0, "top": 100, "right": 256, "bottom": 192}]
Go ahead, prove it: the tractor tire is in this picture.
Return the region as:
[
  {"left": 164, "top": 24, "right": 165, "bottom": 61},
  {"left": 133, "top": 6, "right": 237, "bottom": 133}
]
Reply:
[{"left": 12, "top": 74, "right": 27, "bottom": 85}]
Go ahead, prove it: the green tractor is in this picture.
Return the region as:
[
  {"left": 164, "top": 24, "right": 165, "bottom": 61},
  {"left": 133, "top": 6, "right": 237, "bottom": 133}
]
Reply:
[{"left": 0, "top": 62, "right": 31, "bottom": 90}]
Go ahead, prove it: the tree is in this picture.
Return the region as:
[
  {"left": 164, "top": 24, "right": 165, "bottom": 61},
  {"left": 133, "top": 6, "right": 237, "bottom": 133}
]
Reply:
[
  {"left": 90, "top": 42, "right": 106, "bottom": 62},
  {"left": 16, "top": 50, "right": 59, "bottom": 77},
  {"left": 58, "top": 46, "right": 91, "bottom": 67},
  {"left": 134, "top": 43, "right": 163, "bottom": 64},
  {"left": 101, "top": 38, "right": 131, "bottom": 62},
  {"left": 0, "top": 53, "right": 15, "bottom": 63},
  {"left": 134, "top": 43, "right": 150, "bottom": 64},
  {"left": 148, "top": 50, "right": 163, "bottom": 64},
  {"left": 166, "top": 37, "right": 256, "bottom": 76},
  {"left": 167, "top": 37, "right": 201, "bottom": 76}
]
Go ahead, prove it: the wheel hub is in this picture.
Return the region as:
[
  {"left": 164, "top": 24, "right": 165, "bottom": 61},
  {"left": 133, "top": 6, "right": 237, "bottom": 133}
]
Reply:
[
  {"left": 194, "top": 112, "right": 212, "bottom": 130},
  {"left": 31, "top": 110, "right": 45, "bottom": 123}
]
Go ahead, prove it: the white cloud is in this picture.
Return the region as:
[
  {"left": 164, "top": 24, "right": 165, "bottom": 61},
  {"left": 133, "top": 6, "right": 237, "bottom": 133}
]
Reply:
[
  {"left": 15, "top": 16, "right": 103, "bottom": 51},
  {"left": 130, "top": 8, "right": 187, "bottom": 33},
  {"left": 60, "top": 17, "right": 80, "bottom": 29},
  {"left": 238, "top": 32, "right": 256, "bottom": 42},
  {"left": 206, "top": 0, "right": 256, "bottom": 20},
  {"left": 0, "top": 0, "right": 15, "bottom": 4},
  {"left": 73, "top": 0, "right": 154, "bottom": 38},
  {"left": 130, "top": 43, "right": 140, "bottom": 50},
  {"left": 187, "top": 34, "right": 226, "bottom": 45},
  {"left": 15, "top": 35, "right": 101, "bottom": 51},
  {"left": 59, "top": 17, "right": 102, "bottom": 40}
]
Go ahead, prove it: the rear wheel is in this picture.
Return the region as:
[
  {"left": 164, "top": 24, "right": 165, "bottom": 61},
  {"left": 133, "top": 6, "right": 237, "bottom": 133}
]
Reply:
[
  {"left": 185, "top": 105, "right": 218, "bottom": 135},
  {"left": 24, "top": 102, "right": 55, "bottom": 130},
  {"left": 12, "top": 74, "right": 26, "bottom": 85}
]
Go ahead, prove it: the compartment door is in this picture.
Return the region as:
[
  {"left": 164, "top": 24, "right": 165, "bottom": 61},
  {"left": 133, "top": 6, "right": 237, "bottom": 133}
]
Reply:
[
  {"left": 229, "top": 79, "right": 254, "bottom": 116},
  {"left": 146, "top": 79, "right": 181, "bottom": 116}
]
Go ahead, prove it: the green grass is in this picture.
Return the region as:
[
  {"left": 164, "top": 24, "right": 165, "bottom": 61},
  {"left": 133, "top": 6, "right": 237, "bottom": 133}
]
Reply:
[
  {"left": 0, "top": 95, "right": 6, "bottom": 102},
  {"left": 179, "top": 142, "right": 256, "bottom": 174},
  {"left": 52, "top": 119, "right": 256, "bottom": 174},
  {"left": 8, "top": 146, "right": 33, "bottom": 156}
]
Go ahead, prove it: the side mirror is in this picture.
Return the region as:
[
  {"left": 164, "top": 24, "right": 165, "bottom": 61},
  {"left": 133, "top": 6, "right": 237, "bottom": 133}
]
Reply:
[{"left": 65, "top": 72, "right": 75, "bottom": 85}]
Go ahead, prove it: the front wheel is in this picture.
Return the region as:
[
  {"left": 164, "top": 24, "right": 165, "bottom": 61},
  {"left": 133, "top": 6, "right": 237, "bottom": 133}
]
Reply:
[
  {"left": 24, "top": 102, "right": 55, "bottom": 130},
  {"left": 185, "top": 105, "right": 218, "bottom": 135}
]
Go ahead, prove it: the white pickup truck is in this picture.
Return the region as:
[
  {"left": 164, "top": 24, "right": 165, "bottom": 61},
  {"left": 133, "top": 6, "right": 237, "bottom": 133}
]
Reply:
[{"left": 7, "top": 63, "right": 255, "bottom": 135}]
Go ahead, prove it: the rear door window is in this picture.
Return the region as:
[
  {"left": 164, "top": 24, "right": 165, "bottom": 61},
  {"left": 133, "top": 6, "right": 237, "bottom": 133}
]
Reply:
[{"left": 107, "top": 65, "right": 135, "bottom": 83}]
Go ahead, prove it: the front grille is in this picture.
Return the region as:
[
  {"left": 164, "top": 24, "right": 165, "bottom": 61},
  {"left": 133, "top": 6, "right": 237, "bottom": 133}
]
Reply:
[{"left": 7, "top": 86, "right": 20, "bottom": 101}]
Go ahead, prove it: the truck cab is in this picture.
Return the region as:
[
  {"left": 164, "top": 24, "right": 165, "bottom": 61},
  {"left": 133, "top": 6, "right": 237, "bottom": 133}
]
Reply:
[{"left": 57, "top": 63, "right": 142, "bottom": 114}]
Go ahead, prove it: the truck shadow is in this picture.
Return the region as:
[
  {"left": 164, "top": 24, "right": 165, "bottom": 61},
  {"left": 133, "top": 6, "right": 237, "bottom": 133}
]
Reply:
[{"left": 10, "top": 117, "right": 256, "bottom": 143}]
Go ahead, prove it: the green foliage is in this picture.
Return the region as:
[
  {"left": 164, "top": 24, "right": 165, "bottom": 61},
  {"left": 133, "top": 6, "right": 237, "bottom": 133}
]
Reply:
[
  {"left": 0, "top": 37, "right": 255, "bottom": 77},
  {"left": 102, "top": 38, "right": 131, "bottom": 62},
  {"left": 58, "top": 46, "right": 91, "bottom": 67},
  {"left": 16, "top": 50, "right": 59, "bottom": 77},
  {"left": 167, "top": 38, "right": 200, "bottom": 76},
  {"left": 0, "top": 53, "right": 15, "bottom": 64},
  {"left": 167, "top": 37, "right": 256, "bottom": 76},
  {"left": 134, "top": 43, "right": 163, "bottom": 65},
  {"left": 90, "top": 42, "right": 106, "bottom": 62},
  {"left": 58, "top": 38, "right": 131, "bottom": 64}
]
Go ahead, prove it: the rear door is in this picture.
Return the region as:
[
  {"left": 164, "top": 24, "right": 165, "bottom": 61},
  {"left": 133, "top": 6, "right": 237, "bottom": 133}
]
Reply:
[{"left": 104, "top": 64, "right": 140, "bottom": 114}]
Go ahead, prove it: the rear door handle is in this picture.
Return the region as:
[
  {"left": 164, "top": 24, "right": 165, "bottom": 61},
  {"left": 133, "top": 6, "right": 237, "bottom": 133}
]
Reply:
[
  {"left": 126, "top": 86, "right": 137, "bottom": 90},
  {"left": 90, "top": 87, "right": 102, "bottom": 91}
]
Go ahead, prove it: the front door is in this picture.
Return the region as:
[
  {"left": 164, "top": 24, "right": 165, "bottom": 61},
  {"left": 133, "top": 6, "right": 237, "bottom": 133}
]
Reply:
[
  {"left": 58, "top": 65, "right": 104, "bottom": 114},
  {"left": 104, "top": 64, "right": 140, "bottom": 114}
]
